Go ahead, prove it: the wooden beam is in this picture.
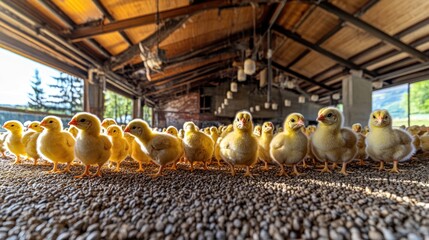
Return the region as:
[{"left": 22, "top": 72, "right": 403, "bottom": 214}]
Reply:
[
  {"left": 91, "top": 0, "right": 133, "bottom": 46},
  {"left": 109, "top": 17, "right": 188, "bottom": 70},
  {"left": 317, "top": 1, "right": 429, "bottom": 62},
  {"left": 273, "top": 24, "right": 377, "bottom": 77},
  {"left": 67, "top": 0, "right": 231, "bottom": 41}
]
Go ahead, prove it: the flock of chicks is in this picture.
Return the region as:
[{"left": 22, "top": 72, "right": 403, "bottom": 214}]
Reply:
[{"left": 1, "top": 108, "right": 429, "bottom": 178}]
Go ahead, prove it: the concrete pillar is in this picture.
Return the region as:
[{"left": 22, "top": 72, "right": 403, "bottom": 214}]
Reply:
[
  {"left": 133, "top": 97, "right": 142, "bottom": 119},
  {"left": 342, "top": 70, "right": 372, "bottom": 127},
  {"left": 83, "top": 74, "right": 105, "bottom": 119}
]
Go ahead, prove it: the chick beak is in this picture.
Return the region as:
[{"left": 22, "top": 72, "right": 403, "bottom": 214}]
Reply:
[
  {"left": 376, "top": 116, "right": 383, "bottom": 125},
  {"left": 68, "top": 118, "right": 78, "bottom": 126},
  {"left": 317, "top": 115, "right": 325, "bottom": 122},
  {"left": 124, "top": 126, "right": 130, "bottom": 133},
  {"left": 296, "top": 119, "right": 305, "bottom": 128},
  {"left": 40, "top": 121, "right": 47, "bottom": 127},
  {"left": 2, "top": 124, "right": 6, "bottom": 129}
]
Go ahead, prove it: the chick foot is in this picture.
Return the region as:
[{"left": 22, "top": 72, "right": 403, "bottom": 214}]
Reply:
[
  {"left": 276, "top": 165, "right": 288, "bottom": 176},
  {"left": 92, "top": 165, "right": 103, "bottom": 177},
  {"left": 339, "top": 163, "right": 352, "bottom": 176},
  {"left": 228, "top": 165, "right": 236, "bottom": 176},
  {"left": 189, "top": 162, "right": 195, "bottom": 172},
  {"left": 292, "top": 165, "right": 302, "bottom": 176},
  {"left": 74, "top": 165, "right": 91, "bottom": 178},
  {"left": 169, "top": 162, "right": 178, "bottom": 170},
  {"left": 375, "top": 161, "right": 385, "bottom": 171},
  {"left": 302, "top": 160, "right": 309, "bottom": 169},
  {"left": 136, "top": 162, "right": 145, "bottom": 173},
  {"left": 244, "top": 166, "right": 253, "bottom": 177},
  {"left": 204, "top": 162, "right": 208, "bottom": 171},
  {"left": 358, "top": 159, "right": 366, "bottom": 166},
  {"left": 149, "top": 166, "right": 165, "bottom": 178},
  {"left": 390, "top": 161, "right": 400, "bottom": 173},
  {"left": 12, "top": 157, "right": 22, "bottom": 165},
  {"left": 319, "top": 162, "right": 332, "bottom": 173},
  {"left": 60, "top": 162, "right": 72, "bottom": 173}
]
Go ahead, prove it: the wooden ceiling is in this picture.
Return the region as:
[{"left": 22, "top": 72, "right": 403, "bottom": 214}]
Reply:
[{"left": 0, "top": 0, "right": 429, "bottom": 104}]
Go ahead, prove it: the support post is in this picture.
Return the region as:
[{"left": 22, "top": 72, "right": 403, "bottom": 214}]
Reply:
[
  {"left": 133, "top": 97, "right": 142, "bottom": 119},
  {"left": 342, "top": 70, "right": 372, "bottom": 127},
  {"left": 83, "top": 74, "right": 105, "bottom": 119}
]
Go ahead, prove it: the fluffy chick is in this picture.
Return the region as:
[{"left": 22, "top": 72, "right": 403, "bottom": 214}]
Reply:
[
  {"left": 125, "top": 120, "right": 182, "bottom": 177},
  {"left": 420, "top": 128, "right": 429, "bottom": 152},
  {"left": 270, "top": 113, "right": 308, "bottom": 176},
  {"left": 38, "top": 116, "right": 75, "bottom": 173},
  {"left": 166, "top": 126, "right": 185, "bottom": 170},
  {"left": 22, "top": 121, "right": 43, "bottom": 165},
  {"left": 178, "top": 129, "right": 185, "bottom": 139},
  {"left": 69, "top": 113, "right": 112, "bottom": 178},
  {"left": 0, "top": 132, "right": 7, "bottom": 158},
  {"left": 68, "top": 125, "right": 79, "bottom": 138},
  {"left": 366, "top": 110, "right": 415, "bottom": 173},
  {"left": 219, "top": 111, "right": 258, "bottom": 176},
  {"left": 2, "top": 120, "right": 26, "bottom": 164},
  {"left": 311, "top": 107, "right": 357, "bottom": 175},
  {"left": 258, "top": 122, "right": 274, "bottom": 171},
  {"left": 107, "top": 125, "right": 129, "bottom": 172},
  {"left": 183, "top": 122, "right": 214, "bottom": 171},
  {"left": 101, "top": 118, "right": 117, "bottom": 132},
  {"left": 253, "top": 125, "right": 262, "bottom": 138},
  {"left": 407, "top": 125, "right": 421, "bottom": 152},
  {"left": 128, "top": 134, "right": 152, "bottom": 172},
  {"left": 352, "top": 123, "right": 368, "bottom": 166}
]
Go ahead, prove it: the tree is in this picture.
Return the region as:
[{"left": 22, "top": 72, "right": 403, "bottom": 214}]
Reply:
[
  {"left": 47, "top": 73, "right": 83, "bottom": 114},
  {"left": 410, "top": 80, "right": 429, "bottom": 114},
  {"left": 104, "top": 90, "right": 132, "bottom": 124},
  {"left": 27, "top": 69, "right": 46, "bottom": 110}
]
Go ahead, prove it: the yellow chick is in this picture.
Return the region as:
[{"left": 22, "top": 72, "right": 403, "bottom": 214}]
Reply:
[
  {"left": 203, "top": 127, "right": 210, "bottom": 135},
  {"left": 210, "top": 127, "right": 221, "bottom": 166},
  {"left": 0, "top": 132, "right": 7, "bottom": 158},
  {"left": 106, "top": 125, "right": 129, "bottom": 172},
  {"left": 258, "top": 122, "right": 274, "bottom": 171},
  {"left": 366, "top": 110, "right": 415, "bottom": 173},
  {"left": 178, "top": 129, "right": 185, "bottom": 139},
  {"left": 129, "top": 134, "right": 152, "bottom": 172},
  {"left": 352, "top": 123, "right": 368, "bottom": 166},
  {"left": 22, "top": 121, "right": 43, "bottom": 165},
  {"left": 363, "top": 126, "right": 370, "bottom": 136},
  {"left": 305, "top": 125, "right": 316, "bottom": 137},
  {"left": 166, "top": 126, "right": 185, "bottom": 170},
  {"left": 183, "top": 122, "right": 214, "bottom": 171},
  {"left": 69, "top": 113, "right": 112, "bottom": 178},
  {"left": 219, "top": 111, "right": 258, "bottom": 176},
  {"left": 270, "top": 113, "right": 308, "bottom": 176},
  {"left": 311, "top": 107, "right": 357, "bottom": 175},
  {"left": 68, "top": 125, "right": 79, "bottom": 138},
  {"left": 253, "top": 125, "right": 262, "bottom": 138},
  {"left": 37, "top": 116, "right": 75, "bottom": 173},
  {"left": 2, "top": 120, "right": 26, "bottom": 164},
  {"left": 220, "top": 124, "right": 233, "bottom": 138},
  {"left": 210, "top": 127, "right": 219, "bottom": 144},
  {"left": 125, "top": 120, "right": 182, "bottom": 177},
  {"left": 420, "top": 129, "right": 429, "bottom": 152},
  {"left": 124, "top": 132, "right": 134, "bottom": 157},
  {"left": 407, "top": 125, "right": 421, "bottom": 152},
  {"left": 101, "top": 118, "right": 117, "bottom": 132}
]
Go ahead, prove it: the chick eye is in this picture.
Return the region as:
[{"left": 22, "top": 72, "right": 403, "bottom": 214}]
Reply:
[
  {"left": 35, "top": 125, "right": 38, "bottom": 127},
  {"left": 79, "top": 119, "right": 86, "bottom": 122},
  {"left": 132, "top": 126, "right": 136, "bottom": 130},
  {"left": 113, "top": 130, "right": 116, "bottom": 132},
  {"left": 49, "top": 121, "right": 53, "bottom": 123},
  {"left": 384, "top": 116, "right": 388, "bottom": 119},
  {"left": 327, "top": 113, "right": 333, "bottom": 118},
  {"left": 291, "top": 119, "right": 295, "bottom": 123},
  {"left": 11, "top": 124, "right": 14, "bottom": 127},
  {"left": 372, "top": 115, "right": 376, "bottom": 119},
  {"left": 236, "top": 118, "right": 239, "bottom": 121}
]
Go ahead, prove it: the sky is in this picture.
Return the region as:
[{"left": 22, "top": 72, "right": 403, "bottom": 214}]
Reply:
[{"left": 0, "top": 48, "right": 63, "bottom": 106}]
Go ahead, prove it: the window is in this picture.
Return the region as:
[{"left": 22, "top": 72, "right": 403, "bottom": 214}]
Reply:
[
  {"left": 372, "top": 84, "right": 408, "bottom": 127},
  {"left": 409, "top": 79, "right": 429, "bottom": 126},
  {"left": 200, "top": 95, "right": 211, "bottom": 113},
  {"left": 143, "top": 105, "right": 153, "bottom": 126},
  {"left": 104, "top": 90, "right": 132, "bottom": 125}
]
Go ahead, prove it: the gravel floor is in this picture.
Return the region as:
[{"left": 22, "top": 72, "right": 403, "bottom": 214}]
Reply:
[{"left": 0, "top": 155, "right": 429, "bottom": 240}]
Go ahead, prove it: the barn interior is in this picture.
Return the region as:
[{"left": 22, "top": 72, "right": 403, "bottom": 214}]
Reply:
[{"left": 0, "top": 0, "right": 429, "bottom": 239}]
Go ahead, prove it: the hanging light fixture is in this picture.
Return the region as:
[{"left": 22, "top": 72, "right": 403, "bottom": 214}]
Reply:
[
  {"left": 244, "top": 56, "right": 256, "bottom": 75},
  {"left": 224, "top": 99, "right": 229, "bottom": 105},
  {"left": 214, "top": 111, "right": 218, "bottom": 115},
  {"left": 332, "top": 93, "right": 341, "bottom": 100},
  {"left": 310, "top": 95, "right": 319, "bottom": 102},
  {"left": 218, "top": 107, "right": 221, "bottom": 113},
  {"left": 298, "top": 96, "right": 306, "bottom": 104},
  {"left": 250, "top": 107, "right": 254, "bottom": 113},
  {"left": 221, "top": 103, "right": 225, "bottom": 109},
  {"left": 284, "top": 99, "right": 291, "bottom": 107},
  {"left": 271, "top": 102, "right": 278, "bottom": 110},
  {"left": 237, "top": 67, "right": 246, "bottom": 82},
  {"left": 230, "top": 82, "right": 238, "bottom": 93},
  {"left": 264, "top": 102, "right": 270, "bottom": 109},
  {"left": 286, "top": 79, "right": 295, "bottom": 89},
  {"left": 260, "top": 68, "right": 267, "bottom": 88},
  {"left": 226, "top": 91, "right": 233, "bottom": 99},
  {"left": 255, "top": 105, "right": 261, "bottom": 112}
]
